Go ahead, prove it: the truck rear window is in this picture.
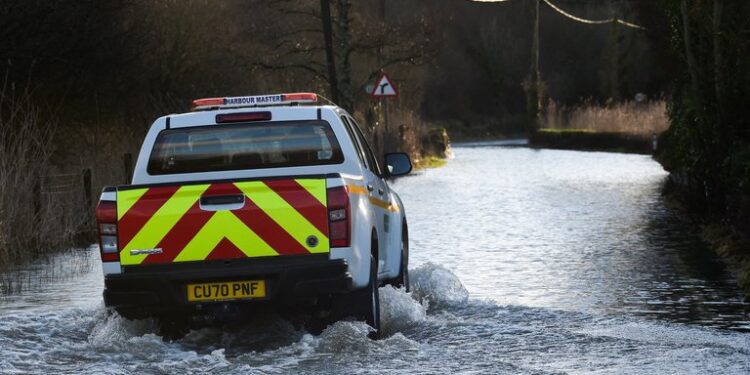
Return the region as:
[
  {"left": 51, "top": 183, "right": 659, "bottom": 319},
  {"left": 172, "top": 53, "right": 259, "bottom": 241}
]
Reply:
[{"left": 147, "top": 120, "right": 343, "bottom": 175}]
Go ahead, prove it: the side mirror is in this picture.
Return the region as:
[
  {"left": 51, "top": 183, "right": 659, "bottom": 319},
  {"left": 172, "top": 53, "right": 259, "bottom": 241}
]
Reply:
[{"left": 384, "top": 152, "right": 412, "bottom": 177}]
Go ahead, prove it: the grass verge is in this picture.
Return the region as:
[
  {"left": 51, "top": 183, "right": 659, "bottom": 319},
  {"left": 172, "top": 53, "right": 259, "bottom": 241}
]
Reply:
[{"left": 414, "top": 155, "right": 447, "bottom": 170}]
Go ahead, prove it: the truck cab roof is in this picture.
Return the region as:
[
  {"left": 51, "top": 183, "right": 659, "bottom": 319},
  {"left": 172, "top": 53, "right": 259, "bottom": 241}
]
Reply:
[{"left": 130, "top": 94, "right": 364, "bottom": 185}]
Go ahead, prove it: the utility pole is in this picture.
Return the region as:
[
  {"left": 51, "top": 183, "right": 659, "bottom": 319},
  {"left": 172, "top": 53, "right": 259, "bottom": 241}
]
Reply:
[
  {"left": 320, "top": 0, "right": 339, "bottom": 104},
  {"left": 609, "top": 18, "right": 620, "bottom": 101},
  {"left": 377, "top": 0, "right": 385, "bottom": 68},
  {"left": 526, "top": 0, "right": 540, "bottom": 131},
  {"left": 608, "top": 1, "right": 621, "bottom": 102},
  {"left": 379, "top": 0, "right": 389, "bottom": 153}
]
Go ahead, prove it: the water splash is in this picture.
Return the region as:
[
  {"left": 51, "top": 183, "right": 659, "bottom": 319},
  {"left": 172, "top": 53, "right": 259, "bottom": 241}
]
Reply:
[
  {"left": 410, "top": 263, "right": 469, "bottom": 308},
  {"left": 1, "top": 263, "right": 749, "bottom": 374},
  {"left": 88, "top": 307, "right": 159, "bottom": 352},
  {"left": 379, "top": 285, "right": 428, "bottom": 336}
]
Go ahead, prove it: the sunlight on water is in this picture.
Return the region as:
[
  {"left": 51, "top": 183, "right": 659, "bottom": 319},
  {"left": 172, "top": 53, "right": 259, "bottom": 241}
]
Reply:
[
  {"left": 1, "top": 145, "right": 749, "bottom": 374},
  {"left": 395, "top": 146, "right": 750, "bottom": 330}
]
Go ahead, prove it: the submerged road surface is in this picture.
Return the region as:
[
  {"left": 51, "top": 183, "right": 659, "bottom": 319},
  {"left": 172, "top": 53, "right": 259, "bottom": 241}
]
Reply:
[{"left": 1, "top": 143, "right": 749, "bottom": 374}]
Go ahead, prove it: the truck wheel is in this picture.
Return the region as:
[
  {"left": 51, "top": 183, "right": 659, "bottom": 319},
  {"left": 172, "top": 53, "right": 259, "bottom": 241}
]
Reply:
[
  {"left": 330, "top": 254, "right": 381, "bottom": 339},
  {"left": 363, "top": 254, "right": 381, "bottom": 338},
  {"left": 385, "top": 223, "right": 409, "bottom": 292}
]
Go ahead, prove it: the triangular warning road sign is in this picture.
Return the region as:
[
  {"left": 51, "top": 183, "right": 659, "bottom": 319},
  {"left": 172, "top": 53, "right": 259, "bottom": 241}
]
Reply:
[{"left": 371, "top": 73, "right": 398, "bottom": 97}]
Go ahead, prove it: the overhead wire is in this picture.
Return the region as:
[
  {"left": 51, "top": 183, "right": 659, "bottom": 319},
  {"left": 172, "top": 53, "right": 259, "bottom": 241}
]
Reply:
[
  {"left": 468, "top": 0, "right": 647, "bottom": 30},
  {"left": 541, "top": 0, "right": 646, "bottom": 30}
]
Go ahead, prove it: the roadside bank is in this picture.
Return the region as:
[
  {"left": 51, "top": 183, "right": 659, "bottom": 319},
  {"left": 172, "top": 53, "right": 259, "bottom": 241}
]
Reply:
[
  {"left": 531, "top": 99, "right": 667, "bottom": 154},
  {"left": 702, "top": 224, "right": 750, "bottom": 299},
  {"left": 529, "top": 129, "right": 654, "bottom": 154},
  {"left": 662, "top": 181, "right": 750, "bottom": 300},
  {"left": 413, "top": 127, "right": 451, "bottom": 170}
]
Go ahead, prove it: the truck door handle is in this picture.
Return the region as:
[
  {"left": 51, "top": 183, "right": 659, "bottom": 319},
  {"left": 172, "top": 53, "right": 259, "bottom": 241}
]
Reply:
[
  {"left": 378, "top": 188, "right": 384, "bottom": 195},
  {"left": 367, "top": 184, "right": 374, "bottom": 192},
  {"left": 200, "top": 194, "right": 245, "bottom": 206}
]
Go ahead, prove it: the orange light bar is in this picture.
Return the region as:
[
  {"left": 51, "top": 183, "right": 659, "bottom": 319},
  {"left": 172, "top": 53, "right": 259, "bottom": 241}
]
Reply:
[
  {"left": 282, "top": 93, "right": 318, "bottom": 102},
  {"left": 192, "top": 98, "right": 224, "bottom": 109}
]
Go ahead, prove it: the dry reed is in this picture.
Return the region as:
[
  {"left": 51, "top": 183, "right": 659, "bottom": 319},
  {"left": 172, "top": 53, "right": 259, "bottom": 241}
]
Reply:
[
  {"left": 544, "top": 99, "right": 669, "bottom": 137},
  {"left": 0, "top": 85, "right": 88, "bottom": 266},
  {"left": 367, "top": 107, "right": 448, "bottom": 167}
]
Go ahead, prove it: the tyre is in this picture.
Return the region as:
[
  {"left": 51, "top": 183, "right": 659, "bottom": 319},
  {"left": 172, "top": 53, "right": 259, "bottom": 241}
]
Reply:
[
  {"left": 363, "top": 254, "right": 381, "bottom": 337},
  {"left": 331, "top": 254, "right": 381, "bottom": 339},
  {"left": 385, "top": 222, "right": 409, "bottom": 292}
]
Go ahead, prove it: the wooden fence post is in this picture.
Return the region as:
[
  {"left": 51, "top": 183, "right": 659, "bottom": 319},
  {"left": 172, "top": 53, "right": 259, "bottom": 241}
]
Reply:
[
  {"left": 123, "top": 153, "right": 133, "bottom": 183},
  {"left": 33, "top": 177, "right": 41, "bottom": 217},
  {"left": 83, "top": 168, "right": 92, "bottom": 207}
]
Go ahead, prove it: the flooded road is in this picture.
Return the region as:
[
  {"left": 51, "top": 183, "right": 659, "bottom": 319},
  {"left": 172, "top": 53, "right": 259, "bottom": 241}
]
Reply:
[{"left": 2, "top": 143, "right": 750, "bottom": 374}]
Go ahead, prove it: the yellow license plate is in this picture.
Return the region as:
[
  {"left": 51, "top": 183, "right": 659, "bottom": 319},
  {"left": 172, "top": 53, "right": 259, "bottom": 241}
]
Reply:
[{"left": 186, "top": 280, "right": 266, "bottom": 302}]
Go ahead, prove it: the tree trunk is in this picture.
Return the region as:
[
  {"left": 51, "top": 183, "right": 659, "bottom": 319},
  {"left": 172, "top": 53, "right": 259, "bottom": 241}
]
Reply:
[
  {"left": 713, "top": 0, "right": 724, "bottom": 129},
  {"left": 681, "top": 0, "right": 701, "bottom": 112},
  {"left": 320, "top": 0, "right": 340, "bottom": 104},
  {"left": 334, "top": 0, "right": 354, "bottom": 111}
]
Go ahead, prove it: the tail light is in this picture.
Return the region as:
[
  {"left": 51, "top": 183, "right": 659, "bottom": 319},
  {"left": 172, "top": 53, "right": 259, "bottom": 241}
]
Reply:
[
  {"left": 327, "top": 186, "right": 350, "bottom": 247},
  {"left": 95, "top": 201, "right": 119, "bottom": 262},
  {"left": 215, "top": 111, "right": 272, "bottom": 123}
]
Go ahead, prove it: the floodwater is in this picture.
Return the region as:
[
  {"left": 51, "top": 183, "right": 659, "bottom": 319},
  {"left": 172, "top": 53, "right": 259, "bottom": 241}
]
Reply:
[{"left": 2, "top": 143, "right": 749, "bottom": 374}]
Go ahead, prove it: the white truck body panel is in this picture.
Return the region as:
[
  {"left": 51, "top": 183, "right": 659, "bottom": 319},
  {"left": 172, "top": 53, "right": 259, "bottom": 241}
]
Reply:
[{"left": 115, "top": 104, "right": 406, "bottom": 289}]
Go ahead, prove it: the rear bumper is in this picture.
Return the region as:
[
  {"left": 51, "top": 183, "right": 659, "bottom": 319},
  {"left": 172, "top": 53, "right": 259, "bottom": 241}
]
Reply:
[{"left": 103, "top": 255, "right": 352, "bottom": 318}]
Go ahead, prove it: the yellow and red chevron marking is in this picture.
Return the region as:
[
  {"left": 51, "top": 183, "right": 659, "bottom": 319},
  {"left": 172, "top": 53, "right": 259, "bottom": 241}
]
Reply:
[{"left": 116, "top": 179, "right": 328, "bottom": 266}]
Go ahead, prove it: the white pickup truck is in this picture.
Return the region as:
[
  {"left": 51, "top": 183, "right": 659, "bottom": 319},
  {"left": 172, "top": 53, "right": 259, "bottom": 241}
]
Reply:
[{"left": 94, "top": 93, "right": 412, "bottom": 337}]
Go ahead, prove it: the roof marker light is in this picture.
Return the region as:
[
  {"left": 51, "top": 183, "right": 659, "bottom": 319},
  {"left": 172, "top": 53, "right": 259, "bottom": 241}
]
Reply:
[
  {"left": 192, "top": 98, "right": 224, "bottom": 109},
  {"left": 282, "top": 93, "right": 318, "bottom": 102}
]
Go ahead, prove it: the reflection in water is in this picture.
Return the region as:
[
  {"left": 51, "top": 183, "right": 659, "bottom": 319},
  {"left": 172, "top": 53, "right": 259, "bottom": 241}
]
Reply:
[{"left": 0, "top": 247, "right": 101, "bottom": 313}]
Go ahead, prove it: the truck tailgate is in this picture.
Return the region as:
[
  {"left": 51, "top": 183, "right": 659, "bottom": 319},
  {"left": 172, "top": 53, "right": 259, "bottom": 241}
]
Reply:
[{"left": 116, "top": 178, "right": 329, "bottom": 266}]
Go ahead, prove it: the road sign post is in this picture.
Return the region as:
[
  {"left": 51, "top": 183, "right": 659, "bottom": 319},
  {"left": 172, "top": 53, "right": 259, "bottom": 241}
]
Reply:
[
  {"left": 384, "top": 99, "right": 388, "bottom": 150},
  {"left": 370, "top": 72, "right": 398, "bottom": 152}
]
